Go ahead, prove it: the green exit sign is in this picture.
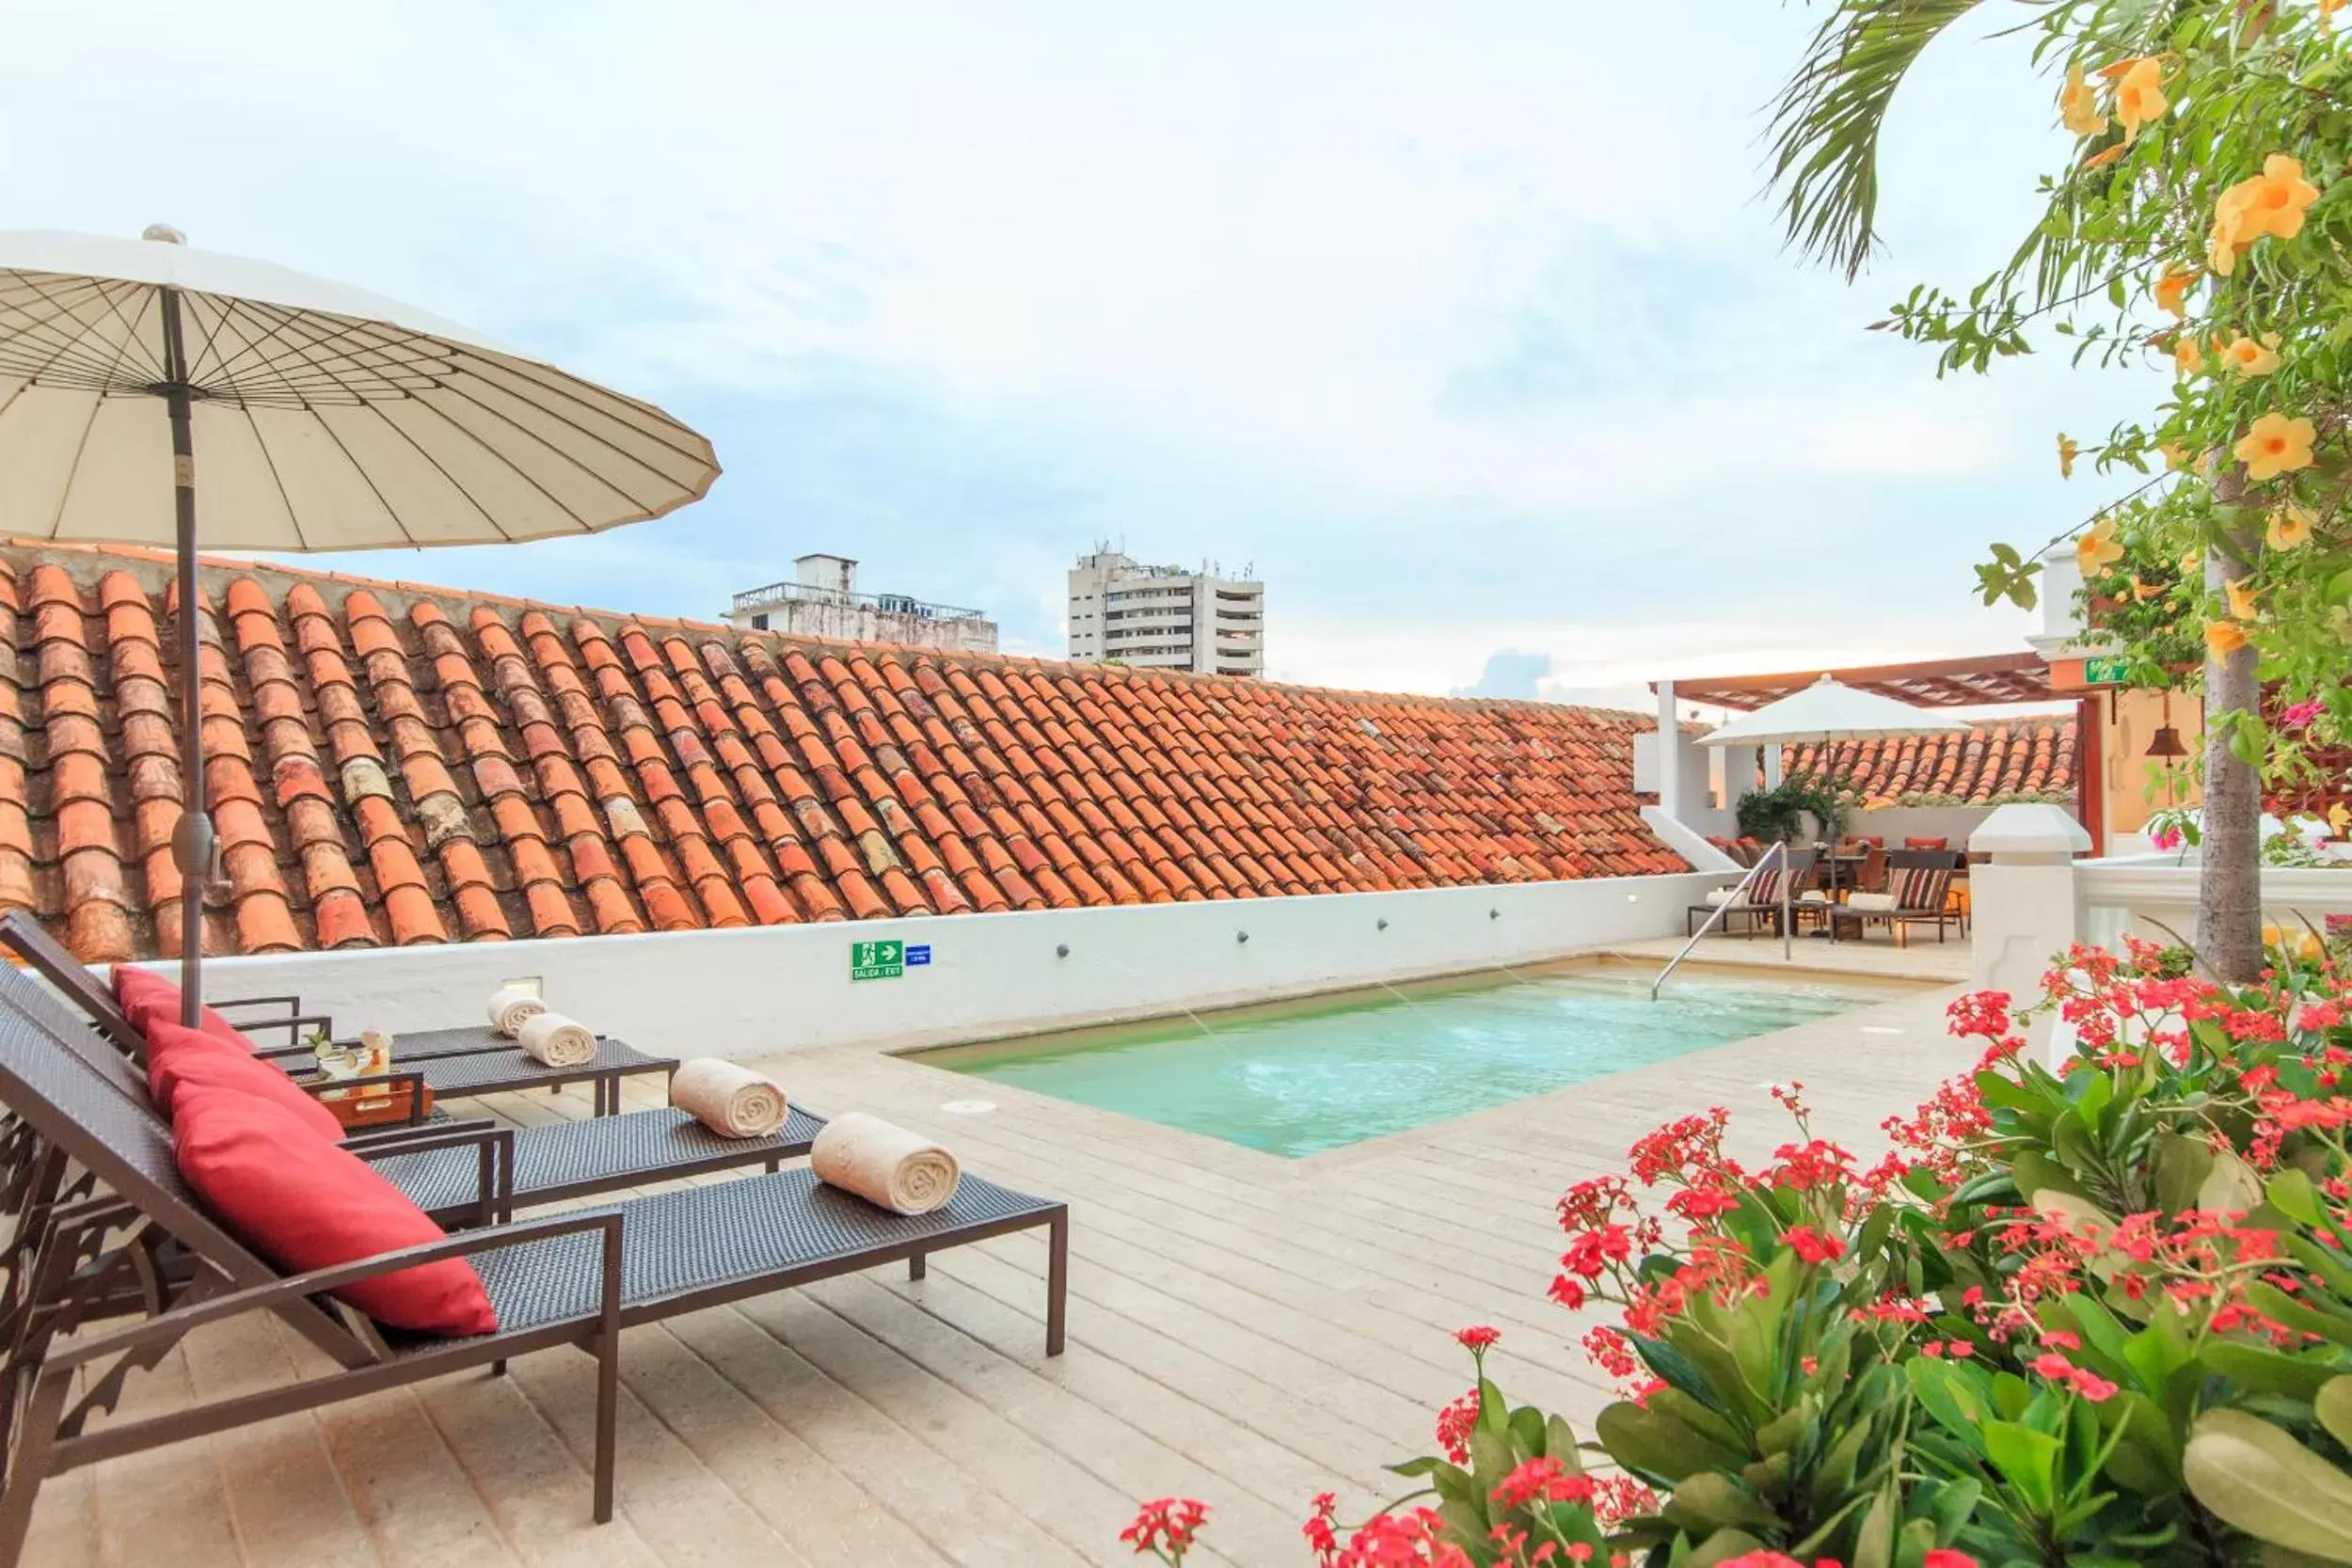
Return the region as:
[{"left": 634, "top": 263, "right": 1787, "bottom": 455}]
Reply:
[
  {"left": 2081, "top": 654, "right": 2131, "bottom": 686},
  {"left": 850, "top": 939, "right": 905, "bottom": 981}
]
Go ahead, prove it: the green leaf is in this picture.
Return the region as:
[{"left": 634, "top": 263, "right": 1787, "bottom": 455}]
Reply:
[
  {"left": 2318, "top": 1379, "right": 2352, "bottom": 1452},
  {"left": 2153, "top": 1132, "right": 2217, "bottom": 1216},
  {"left": 2202, "top": 1340, "right": 2343, "bottom": 1402},
  {"left": 2268, "top": 1168, "right": 2325, "bottom": 1227},
  {"left": 1683, "top": 1528, "right": 1769, "bottom": 1568},
  {"left": 2198, "top": 1148, "right": 2265, "bottom": 1214},
  {"left": 1595, "top": 1400, "right": 1745, "bottom": 1485},
  {"left": 2183, "top": 1409, "right": 2352, "bottom": 1560},
  {"left": 1981, "top": 1419, "right": 2061, "bottom": 1515},
  {"left": 1661, "top": 1472, "right": 1781, "bottom": 1536},
  {"left": 1851, "top": 1484, "right": 1897, "bottom": 1568}
]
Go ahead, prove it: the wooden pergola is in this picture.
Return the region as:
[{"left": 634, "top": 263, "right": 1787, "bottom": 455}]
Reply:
[
  {"left": 1661, "top": 651, "right": 2056, "bottom": 712},
  {"left": 1651, "top": 650, "right": 2102, "bottom": 852}
]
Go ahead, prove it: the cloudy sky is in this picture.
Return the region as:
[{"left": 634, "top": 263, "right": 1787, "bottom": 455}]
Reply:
[{"left": 0, "top": 1, "right": 2153, "bottom": 706}]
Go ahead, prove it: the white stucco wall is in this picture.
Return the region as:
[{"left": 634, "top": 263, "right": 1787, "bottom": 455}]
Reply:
[{"left": 153, "top": 872, "right": 1727, "bottom": 1061}]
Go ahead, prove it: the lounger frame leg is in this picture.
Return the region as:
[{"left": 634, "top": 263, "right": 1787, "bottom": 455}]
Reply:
[
  {"left": 908, "top": 1253, "right": 927, "bottom": 1281},
  {"left": 1045, "top": 1211, "right": 1068, "bottom": 1356},
  {"left": 592, "top": 1227, "right": 623, "bottom": 1524}
]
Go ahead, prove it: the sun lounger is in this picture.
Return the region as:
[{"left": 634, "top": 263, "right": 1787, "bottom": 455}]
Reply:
[
  {"left": 0, "top": 913, "right": 672, "bottom": 1114},
  {"left": 0, "top": 966, "right": 1067, "bottom": 1566},
  {"left": 0, "top": 951, "right": 822, "bottom": 1225}
]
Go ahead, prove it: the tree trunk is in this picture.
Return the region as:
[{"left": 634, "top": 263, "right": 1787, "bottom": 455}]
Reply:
[{"left": 2198, "top": 531, "right": 2263, "bottom": 982}]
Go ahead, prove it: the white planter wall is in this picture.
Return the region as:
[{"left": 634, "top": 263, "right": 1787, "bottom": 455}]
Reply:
[{"left": 152, "top": 872, "right": 1728, "bottom": 1061}]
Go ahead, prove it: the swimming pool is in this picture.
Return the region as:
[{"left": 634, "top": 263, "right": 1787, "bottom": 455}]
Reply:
[{"left": 912, "top": 958, "right": 1919, "bottom": 1157}]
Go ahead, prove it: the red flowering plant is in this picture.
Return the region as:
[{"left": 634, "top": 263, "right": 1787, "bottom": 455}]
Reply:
[
  {"left": 1297, "top": 1327, "right": 1629, "bottom": 1567},
  {"left": 1903, "top": 938, "right": 2352, "bottom": 1562},
  {"left": 1120, "top": 941, "right": 2352, "bottom": 1564}
]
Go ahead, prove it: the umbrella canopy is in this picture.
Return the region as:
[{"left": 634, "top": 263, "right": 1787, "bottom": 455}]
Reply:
[
  {"left": 1696, "top": 675, "right": 1972, "bottom": 748},
  {"left": 0, "top": 226, "right": 720, "bottom": 1022},
  {"left": 0, "top": 228, "right": 717, "bottom": 547}
]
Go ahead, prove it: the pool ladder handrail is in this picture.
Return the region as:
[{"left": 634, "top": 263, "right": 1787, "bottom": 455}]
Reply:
[{"left": 1650, "top": 840, "right": 1794, "bottom": 1001}]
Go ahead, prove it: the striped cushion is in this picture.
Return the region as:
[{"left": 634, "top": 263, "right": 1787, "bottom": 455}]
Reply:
[
  {"left": 1893, "top": 866, "right": 1951, "bottom": 912},
  {"left": 1747, "top": 870, "right": 1784, "bottom": 906}
]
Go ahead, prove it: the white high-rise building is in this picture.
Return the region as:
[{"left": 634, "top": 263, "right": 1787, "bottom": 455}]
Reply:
[{"left": 1066, "top": 549, "right": 1264, "bottom": 677}]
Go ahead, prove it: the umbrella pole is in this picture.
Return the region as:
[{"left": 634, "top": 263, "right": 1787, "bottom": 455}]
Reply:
[{"left": 159, "top": 286, "right": 211, "bottom": 1028}]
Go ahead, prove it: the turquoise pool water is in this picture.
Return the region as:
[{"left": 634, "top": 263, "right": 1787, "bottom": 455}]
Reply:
[{"left": 915, "top": 959, "right": 1913, "bottom": 1157}]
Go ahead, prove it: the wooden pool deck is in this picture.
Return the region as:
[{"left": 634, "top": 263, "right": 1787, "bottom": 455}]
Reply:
[{"left": 30, "top": 942, "right": 1977, "bottom": 1568}]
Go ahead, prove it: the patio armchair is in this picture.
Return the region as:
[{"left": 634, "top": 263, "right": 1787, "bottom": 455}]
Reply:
[
  {"left": 1, "top": 913, "right": 673, "bottom": 1116},
  {"left": 1686, "top": 848, "right": 1817, "bottom": 938},
  {"left": 1831, "top": 849, "right": 1967, "bottom": 945},
  {"left": 0, "top": 962, "right": 1068, "bottom": 1567}
]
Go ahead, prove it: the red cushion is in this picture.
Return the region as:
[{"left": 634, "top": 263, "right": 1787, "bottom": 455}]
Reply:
[
  {"left": 1903, "top": 837, "right": 1949, "bottom": 851},
  {"left": 172, "top": 1086, "right": 497, "bottom": 1337},
  {"left": 145, "top": 1019, "right": 348, "bottom": 1142},
  {"left": 112, "top": 965, "right": 251, "bottom": 1048}
]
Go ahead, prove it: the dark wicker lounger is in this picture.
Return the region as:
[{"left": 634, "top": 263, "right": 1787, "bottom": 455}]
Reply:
[
  {"left": 1, "top": 911, "right": 592, "bottom": 1065},
  {"left": 0, "top": 958, "right": 822, "bottom": 1226},
  {"left": 0, "top": 978, "right": 1067, "bottom": 1567},
  {"left": 1, "top": 913, "right": 672, "bottom": 1115}
]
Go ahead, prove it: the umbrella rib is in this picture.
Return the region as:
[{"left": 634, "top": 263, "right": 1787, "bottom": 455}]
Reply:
[
  {"left": 352, "top": 398, "right": 516, "bottom": 542},
  {"left": 399, "top": 388, "right": 601, "bottom": 535},
  {"left": 236, "top": 401, "right": 312, "bottom": 552},
  {"left": 43, "top": 385, "right": 111, "bottom": 539},
  {"left": 0, "top": 275, "right": 162, "bottom": 388},
  {"left": 464, "top": 352, "right": 712, "bottom": 469},
  {"left": 422, "top": 376, "right": 662, "bottom": 519},
  {"left": 209, "top": 298, "right": 447, "bottom": 403},
  {"left": 302, "top": 401, "right": 427, "bottom": 546}
]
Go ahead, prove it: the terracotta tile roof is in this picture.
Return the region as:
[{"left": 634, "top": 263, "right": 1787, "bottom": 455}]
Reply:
[
  {"left": 0, "top": 541, "right": 1687, "bottom": 961},
  {"left": 1780, "top": 717, "right": 2078, "bottom": 806}
]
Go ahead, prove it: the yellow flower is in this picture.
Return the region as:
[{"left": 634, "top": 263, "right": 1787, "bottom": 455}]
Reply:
[
  {"left": 2212, "top": 156, "right": 2321, "bottom": 277},
  {"left": 2218, "top": 333, "right": 2280, "bottom": 376},
  {"left": 2266, "top": 503, "right": 2315, "bottom": 548},
  {"left": 2263, "top": 924, "right": 2324, "bottom": 961},
  {"left": 2331, "top": 801, "right": 2351, "bottom": 835},
  {"left": 2226, "top": 578, "right": 2261, "bottom": 619},
  {"left": 2082, "top": 144, "right": 2126, "bottom": 171},
  {"left": 2058, "top": 63, "right": 2108, "bottom": 126},
  {"left": 2115, "top": 57, "right": 2168, "bottom": 141},
  {"left": 2058, "top": 433, "right": 2079, "bottom": 478},
  {"left": 2130, "top": 577, "right": 2160, "bottom": 603},
  {"left": 2204, "top": 619, "right": 2249, "bottom": 655},
  {"left": 2179, "top": 550, "right": 2201, "bottom": 578},
  {"left": 2233, "top": 411, "right": 2317, "bottom": 481},
  {"left": 2208, "top": 182, "right": 2261, "bottom": 276},
  {"left": 2060, "top": 62, "right": 2109, "bottom": 137},
  {"left": 2161, "top": 443, "right": 2191, "bottom": 471},
  {"left": 2173, "top": 335, "right": 2205, "bottom": 376},
  {"left": 2153, "top": 267, "right": 2197, "bottom": 318},
  {"left": 2076, "top": 517, "right": 2125, "bottom": 575}
]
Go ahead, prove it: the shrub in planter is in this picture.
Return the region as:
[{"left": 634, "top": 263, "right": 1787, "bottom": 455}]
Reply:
[{"left": 1122, "top": 938, "right": 2352, "bottom": 1565}]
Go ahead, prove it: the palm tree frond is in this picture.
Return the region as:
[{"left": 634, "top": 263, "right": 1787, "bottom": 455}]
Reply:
[{"left": 1764, "top": 0, "right": 1991, "bottom": 279}]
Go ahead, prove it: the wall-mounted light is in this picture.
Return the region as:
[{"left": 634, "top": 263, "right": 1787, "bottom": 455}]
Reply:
[
  {"left": 1488, "top": 909, "right": 1500, "bottom": 921},
  {"left": 1376, "top": 917, "right": 1389, "bottom": 931},
  {"left": 1236, "top": 930, "right": 1249, "bottom": 944},
  {"left": 1056, "top": 943, "right": 1071, "bottom": 958}
]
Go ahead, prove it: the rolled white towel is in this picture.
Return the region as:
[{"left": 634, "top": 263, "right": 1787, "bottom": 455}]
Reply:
[
  {"left": 671, "top": 1058, "right": 788, "bottom": 1139},
  {"left": 487, "top": 985, "right": 546, "bottom": 1037},
  {"left": 1848, "top": 891, "right": 1898, "bottom": 912},
  {"left": 516, "top": 1011, "right": 596, "bottom": 1068},
  {"left": 811, "top": 1112, "right": 961, "bottom": 1215}
]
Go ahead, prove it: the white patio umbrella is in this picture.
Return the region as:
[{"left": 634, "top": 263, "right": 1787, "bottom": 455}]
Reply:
[
  {"left": 1692, "top": 676, "right": 1970, "bottom": 959},
  {"left": 0, "top": 225, "right": 720, "bottom": 1023},
  {"left": 1695, "top": 674, "right": 1973, "bottom": 750}
]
